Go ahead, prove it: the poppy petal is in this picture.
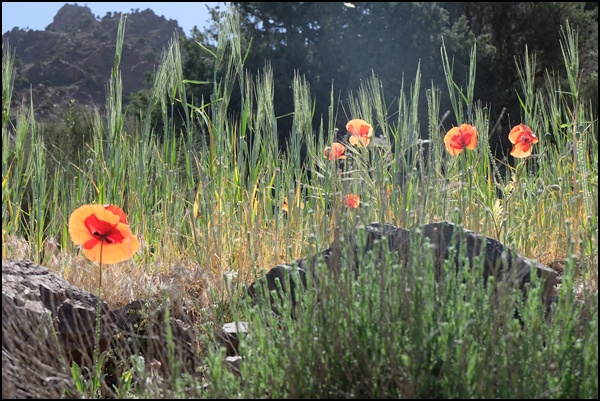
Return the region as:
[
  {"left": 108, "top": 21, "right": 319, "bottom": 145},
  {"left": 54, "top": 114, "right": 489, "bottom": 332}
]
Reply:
[
  {"left": 325, "top": 142, "right": 347, "bottom": 160},
  {"left": 69, "top": 204, "right": 119, "bottom": 245},
  {"left": 509, "top": 124, "right": 525, "bottom": 144},
  {"left": 508, "top": 124, "right": 537, "bottom": 158},
  {"left": 510, "top": 143, "right": 531, "bottom": 158},
  {"left": 346, "top": 119, "right": 373, "bottom": 145},
  {"left": 349, "top": 135, "right": 370, "bottom": 147},
  {"left": 104, "top": 204, "right": 128, "bottom": 224},
  {"left": 344, "top": 193, "right": 360, "bottom": 208},
  {"left": 83, "top": 233, "right": 140, "bottom": 264},
  {"left": 444, "top": 127, "right": 463, "bottom": 156},
  {"left": 464, "top": 126, "right": 478, "bottom": 149}
]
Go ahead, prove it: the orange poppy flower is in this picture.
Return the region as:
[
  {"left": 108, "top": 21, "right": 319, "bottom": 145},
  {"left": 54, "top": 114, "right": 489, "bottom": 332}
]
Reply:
[
  {"left": 508, "top": 123, "right": 538, "bottom": 158},
  {"left": 69, "top": 204, "right": 140, "bottom": 264},
  {"left": 344, "top": 193, "right": 360, "bottom": 208},
  {"left": 324, "top": 142, "right": 347, "bottom": 160},
  {"left": 444, "top": 123, "right": 478, "bottom": 156},
  {"left": 347, "top": 119, "right": 373, "bottom": 147}
]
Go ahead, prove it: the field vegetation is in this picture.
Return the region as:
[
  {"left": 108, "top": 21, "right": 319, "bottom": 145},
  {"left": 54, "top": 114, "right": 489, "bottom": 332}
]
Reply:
[{"left": 2, "top": 9, "right": 597, "bottom": 399}]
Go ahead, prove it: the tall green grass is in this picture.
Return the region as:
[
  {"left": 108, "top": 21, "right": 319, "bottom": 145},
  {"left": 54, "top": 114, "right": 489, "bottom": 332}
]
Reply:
[{"left": 2, "top": 9, "right": 597, "bottom": 399}]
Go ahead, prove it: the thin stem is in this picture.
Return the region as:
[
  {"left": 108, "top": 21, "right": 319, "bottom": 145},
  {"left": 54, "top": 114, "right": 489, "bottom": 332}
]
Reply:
[{"left": 93, "top": 240, "right": 104, "bottom": 398}]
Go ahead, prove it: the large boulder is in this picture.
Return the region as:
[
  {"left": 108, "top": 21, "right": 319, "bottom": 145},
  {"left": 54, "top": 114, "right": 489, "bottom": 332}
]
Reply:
[
  {"left": 2, "top": 259, "right": 203, "bottom": 398},
  {"left": 2, "top": 259, "right": 115, "bottom": 398},
  {"left": 248, "top": 221, "right": 559, "bottom": 311}
]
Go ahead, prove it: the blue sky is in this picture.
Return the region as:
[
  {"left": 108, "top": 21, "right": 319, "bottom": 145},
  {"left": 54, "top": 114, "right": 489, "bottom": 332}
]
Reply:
[{"left": 2, "top": 2, "right": 223, "bottom": 36}]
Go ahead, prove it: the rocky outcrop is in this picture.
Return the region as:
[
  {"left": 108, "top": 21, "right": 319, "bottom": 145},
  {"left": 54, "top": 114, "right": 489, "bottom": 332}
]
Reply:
[
  {"left": 2, "top": 259, "right": 114, "bottom": 398},
  {"left": 47, "top": 3, "right": 97, "bottom": 32},
  {"left": 247, "top": 221, "right": 559, "bottom": 312},
  {"left": 1, "top": 259, "right": 202, "bottom": 398},
  {"left": 110, "top": 299, "right": 201, "bottom": 378}
]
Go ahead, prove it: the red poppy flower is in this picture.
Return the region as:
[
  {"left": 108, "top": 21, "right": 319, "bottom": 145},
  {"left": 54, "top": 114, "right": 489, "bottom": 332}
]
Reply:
[
  {"left": 344, "top": 193, "right": 360, "bottom": 208},
  {"left": 444, "top": 124, "right": 478, "bottom": 156},
  {"left": 69, "top": 204, "right": 140, "bottom": 264},
  {"left": 509, "top": 123, "right": 538, "bottom": 158},
  {"left": 324, "top": 142, "right": 347, "bottom": 160},
  {"left": 347, "top": 119, "right": 373, "bottom": 147}
]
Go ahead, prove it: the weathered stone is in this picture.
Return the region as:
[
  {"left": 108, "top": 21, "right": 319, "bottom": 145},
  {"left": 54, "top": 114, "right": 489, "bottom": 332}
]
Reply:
[
  {"left": 217, "top": 321, "right": 249, "bottom": 356},
  {"left": 2, "top": 259, "right": 115, "bottom": 398},
  {"left": 2, "top": 261, "right": 204, "bottom": 397},
  {"left": 3, "top": 3, "right": 186, "bottom": 123},
  {"left": 367, "top": 221, "right": 558, "bottom": 296},
  {"left": 224, "top": 356, "right": 243, "bottom": 376},
  {"left": 248, "top": 221, "right": 559, "bottom": 312},
  {"left": 247, "top": 263, "right": 309, "bottom": 314}
]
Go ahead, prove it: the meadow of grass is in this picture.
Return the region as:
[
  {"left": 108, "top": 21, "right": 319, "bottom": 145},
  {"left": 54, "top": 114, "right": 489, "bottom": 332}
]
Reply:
[{"left": 2, "top": 10, "right": 598, "bottom": 399}]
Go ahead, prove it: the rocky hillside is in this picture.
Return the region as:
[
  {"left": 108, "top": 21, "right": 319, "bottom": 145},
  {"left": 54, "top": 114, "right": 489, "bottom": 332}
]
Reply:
[{"left": 2, "top": 3, "right": 186, "bottom": 122}]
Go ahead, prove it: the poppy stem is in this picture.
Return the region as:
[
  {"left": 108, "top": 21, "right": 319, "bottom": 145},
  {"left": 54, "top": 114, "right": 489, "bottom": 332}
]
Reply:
[{"left": 92, "top": 240, "right": 104, "bottom": 397}]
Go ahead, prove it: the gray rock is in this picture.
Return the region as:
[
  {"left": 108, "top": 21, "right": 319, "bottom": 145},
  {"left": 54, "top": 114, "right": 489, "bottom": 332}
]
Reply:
[
  {"left": 2, "top": 260, "right": 204, "bottom": 397},
  {"left": 217, "top": 321, "right": 249, "bottom": 356},
  {"left": 248, "top": 221, "right": 558, "bottom": 312},
  {"left": 224, "top": 355, "right": 243, "bottom": 376},
  {"left": 2, "top": 258, "right": 115, "bottom": 398}
]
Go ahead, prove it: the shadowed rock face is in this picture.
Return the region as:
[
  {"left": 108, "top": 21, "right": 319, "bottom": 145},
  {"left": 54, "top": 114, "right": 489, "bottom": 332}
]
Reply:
[
  {"left": 247, "top": 221, "right": 559, "bottom": 311},
  {"left": 110, "top": 299, "right": 201, "bottom": 376},
  {"left": 2, "top": 260, "right": 116, "bottom": 366},
  {"left": 2, "top": 259, "right": 115, "bottom": 398},
  {"left": 2, "top": 259, "right": 202, "bottom": 398}
]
